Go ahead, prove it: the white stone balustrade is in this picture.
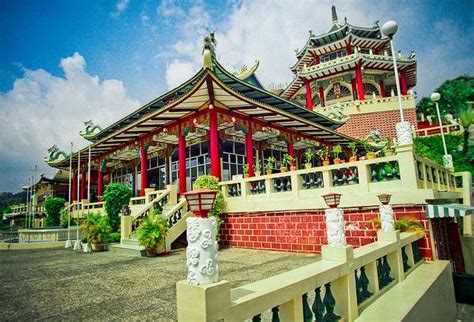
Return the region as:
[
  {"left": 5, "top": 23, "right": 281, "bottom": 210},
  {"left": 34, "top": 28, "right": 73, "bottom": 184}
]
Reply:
[
  {"left": 219, "top": 145, "right": 470, "bottom": 214},
  {"left": 176, "top": 231, "right": 424, "bottom": 321}
]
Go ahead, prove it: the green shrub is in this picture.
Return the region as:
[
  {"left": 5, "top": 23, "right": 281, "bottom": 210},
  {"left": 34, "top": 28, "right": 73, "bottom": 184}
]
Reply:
[
  {"left": 193, "top": 175, "right": 224, "bottom": 240},
  {"left": 102, "top": 183, "right": 132, "bottom": 231},
  {"left": 105, "top": 232, "right": 121, "bottom": 243},
  {"left": 81, "top": 213, "right": 111, "bottom": 244},
  {"left": 414, "top": 134, "right": 473, "bottom": 177},
  {"left": 136, "top": 210, "right": 169, "bottom": 251},
  {"left": 44, "top": 197, "right": 66, "bottom": 227}
]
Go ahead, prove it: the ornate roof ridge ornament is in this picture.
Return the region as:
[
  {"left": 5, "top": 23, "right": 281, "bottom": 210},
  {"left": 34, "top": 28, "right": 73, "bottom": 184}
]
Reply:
[
  {"left": 79, "top": 119, "right": 102, "bottom": 141},
  {"left": 44, "top": 144, "right": 68, "bottom": 165},
  {"left": 202, "top": 33, "right": 217, "bottom": 69}
]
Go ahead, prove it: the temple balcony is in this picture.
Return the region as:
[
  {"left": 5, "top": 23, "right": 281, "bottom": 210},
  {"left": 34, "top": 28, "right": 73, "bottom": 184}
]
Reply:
[
  {"left": 219, "top": 144, "right": 471, "bottom": 214},
  {"left": 314, "top": 94, "right": 416, "bottom": 118}
]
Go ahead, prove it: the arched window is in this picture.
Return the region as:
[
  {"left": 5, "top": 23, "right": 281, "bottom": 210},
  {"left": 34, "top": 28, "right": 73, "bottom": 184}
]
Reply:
[
  {"left": 326, "top": 83, "right": 351, "bottom": 100},
  {"left": 364, "top": 83, "right": 379, "bottom": 96}
]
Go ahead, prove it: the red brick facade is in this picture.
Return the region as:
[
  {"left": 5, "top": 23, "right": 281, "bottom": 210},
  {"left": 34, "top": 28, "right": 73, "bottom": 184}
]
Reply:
[
  {"left": 337, "top": 108, "right": 417, "bottom": 139},
  {"left": 220, "top": 205, "right": 433, "bottom": 260}
]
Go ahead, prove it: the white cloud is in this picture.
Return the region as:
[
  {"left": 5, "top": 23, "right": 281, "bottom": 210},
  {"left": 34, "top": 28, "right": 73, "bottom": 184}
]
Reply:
[
  {"left": 0, "top": 52, "right": 140, "bottom": 189},
  {"left": 165, "top": 59, "right": 198, "bottom": 88},
  {"left": 111, "top": 0, "right": 129, "bottom": 17},
  {"left": 157, "top": 0, "right": 185, "bottom": 17}
]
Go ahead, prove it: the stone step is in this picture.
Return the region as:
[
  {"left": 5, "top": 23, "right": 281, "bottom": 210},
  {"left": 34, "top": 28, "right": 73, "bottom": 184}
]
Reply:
[
  {"left": 109, "top": 243, "right": 145, "bottom": 257},
  {"left": 121, "top": 238, "right": 140, "bottom": 247}
]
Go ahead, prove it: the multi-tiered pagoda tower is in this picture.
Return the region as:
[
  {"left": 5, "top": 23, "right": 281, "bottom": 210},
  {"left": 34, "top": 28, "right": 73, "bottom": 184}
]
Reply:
[{"left": 281, "top": 6, "right": 417, "bottom": 140}]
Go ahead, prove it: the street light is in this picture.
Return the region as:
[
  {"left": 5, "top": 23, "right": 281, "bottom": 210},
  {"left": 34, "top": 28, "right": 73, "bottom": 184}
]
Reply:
[
  {"left": 431, "top": 92, "right": 453, "bottom": 168},
  {"left": 322, "top": 193, "right": 342, "bottom": 209},
  {"left": 182, "top": 189, "right": 219, "bottom": 285},
  {"left": 382, "top": 20, "right": 413, "bottom": 145},
  {"left": 377, "top": 193, "right": 392, "bottom": 205}
]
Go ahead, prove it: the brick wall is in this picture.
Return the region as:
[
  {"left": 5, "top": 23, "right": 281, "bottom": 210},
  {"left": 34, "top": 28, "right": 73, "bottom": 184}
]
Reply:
[
  {"left": 337, "top": 108, "right": 417, "bottom": 139},
  {"left": 220, "top": 205, "right": 433, "bottom": 260}
]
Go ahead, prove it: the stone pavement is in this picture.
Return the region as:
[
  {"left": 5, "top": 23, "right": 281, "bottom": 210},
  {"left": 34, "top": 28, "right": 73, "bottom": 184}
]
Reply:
[{"left": 0, "top": 247, "right": 319, "bottom": 321}]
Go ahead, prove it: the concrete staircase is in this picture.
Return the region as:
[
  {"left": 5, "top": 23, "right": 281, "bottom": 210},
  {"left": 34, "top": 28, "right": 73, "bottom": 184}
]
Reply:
[{"left": 110, "top": 236, "right": 145, "bottom": 257}]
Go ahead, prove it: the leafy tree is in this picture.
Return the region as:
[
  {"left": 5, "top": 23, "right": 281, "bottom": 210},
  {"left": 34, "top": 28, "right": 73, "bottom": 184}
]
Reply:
[
  {"left": 102, "top": 183, "right": 132, "bottom": 231},
  {"left": 417, "top": 75, "right": 473, "bottom": 154},
  {"left": 3, "top": 206, "right": 11, "bottom": 214},
  {"left": 414, "top": 134, "right": 473, "bottom": 177},
  {"left": 44, "top": 197, "right": 66, "bottom": 227}
]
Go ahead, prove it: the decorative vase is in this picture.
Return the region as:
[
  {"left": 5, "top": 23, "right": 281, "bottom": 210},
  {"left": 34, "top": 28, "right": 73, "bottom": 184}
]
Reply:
[
  {"left": 266, "top": 170, "right": 272, "bottom": 175},
  {"left": 305, "top": 163, "right": 312, "bottom": 169},
  {"left": 367, "top": 152, "right": 376, "bottom": 160},
  {"left": 255, "top": 171, "right": 261, "bottom": 177},
  {"left": 385, "top": 150, "right": 394, "bottom": 157},
  {"left": 280, "top": 167, "right": 287, "bottom": 173},
  {"left": 290, "top": 166, "right": 297, "bottom": 171},
  {"left": 334, "top": 158, "right": 341, "bottom": 165},
  {"left": 145, "top": 248, "right": 158, "bottom": 257},
  {"left": 323, "top": 160, "right": 330, "bottom": 166},
  {"left": 82, "top": 242, "right": 91, "bottom": 253},
  {"left": 94, "top": 243, "right": 106, "bottom": 252},
  {"left": 349, "top": 156, "right": 358, "bottom": 162}
]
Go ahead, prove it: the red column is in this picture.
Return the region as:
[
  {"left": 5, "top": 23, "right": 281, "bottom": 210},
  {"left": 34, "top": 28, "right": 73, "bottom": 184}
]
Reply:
[
  {"left": 346, "top": 43, "right": 352, "bottom": 55},
  {"left": 245, "top": 123, "right": 255, "bottom": 177},
  {"left": 351, "top": 79, "right": 357, "bottom": 100},
  {"left": 288, "top": 143, "right": 294, "bottom": 157},
  {"left": 178, "top": 129, "right": 187, "bottom": 195},
  {"left": 209, "top": 107, "right": 221, "bottom": 180},
  {"left": 80, "top": 171, "right": 86, "bottom": 200},
  {"left": 400, "top": 71, "right": 408, "bottom": 95},
  {"left": 305, "top": 80, "right": 313, "bottom": 110},
  {"left": 319, "top": 86, "right": 325, "bottom": 107},
  {"left": 379, "top": 80, "right": 387, "bottom": 97},
  {"left": 314, "top": 55, "right": 320, "bottom": 65},
  {"left": 72, "top": 172, "right": 77, "bottom": 202},
  {"left": 355, "top": 65, "right": 365, "bottom": 100},
  {"left": 97, "top": 167, "right": 104, "bottom": 198},
  {"left": 140, "top": 144, "right": 148, "bottom": 196}
]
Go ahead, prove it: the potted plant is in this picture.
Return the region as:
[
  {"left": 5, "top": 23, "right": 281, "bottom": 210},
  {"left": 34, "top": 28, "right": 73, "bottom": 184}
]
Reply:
[
  {"left": 136, "top": 210, "right": 169, "bottom": 257},
  {"left": 317, "top": 146, "right": 330, "bottom": 166},
  {"left": 254, "top": 160, "right": 262, "bottom": 177},
  {"left": 332, "top": 145, "right": 343, "bottom": 164},
  {"left": 304, "top": 148, "right": 314, "bottom": 169},
  {"left": 348, "top": 142, "right": 358, "bottom": 162},
  {"left": 284, "top": 153, "right": 296, "bottom": 171},
  {"left": 280, "top": 154, "right": 289, "bottom": 172},
  {"left": 81, "top": 213, "right": 111, "bottom": 252},
  {"left": 81, "top": 236, "right": 92, "bottom": 253},
  {"left": 384, "top": 138, "right": 395, "bottom": 157},
  {"left": 243, "top": 163, "right": 250, "bottom": 178},
  {"left": 363, "top": 139, "right": 376, "bottom": 160},
  {"left": 265, "top": 156, "right": 275, "bottom": 175}
]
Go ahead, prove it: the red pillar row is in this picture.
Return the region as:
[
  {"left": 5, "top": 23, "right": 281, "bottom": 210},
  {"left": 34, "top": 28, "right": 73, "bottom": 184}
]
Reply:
[
  {"left": 72, "top": 172, "right": 77, "bottom": 202},
  {"left": 178, "top": 128, "right": 187, "bottom": 195},
  {"left": 346, "top": 43, "right": 352, "bottom": 55},
  {"left": 379, "top": 80, "right": 387, "bottom": 97},
  {"left": 140, "top": 144, "right": 148, "bottom": 196},
  {"left": 288, "top": 143, "right": 294, "bottom": 157},
  {"left": 400, "top": 70, "right": 408, "bottom": 95},
  {"left": 80, "top": 171, "right": 86, "bottom": 200},
  {"left": 318, "top": 86, "right": 325, "bottom": 107},
  {"left": 355, "top": 64, "right": 365, "bottom": 100},
  {"left": 304, "top": 80, "right": 313, "bottom": 110},
  {"left": 245, "top": 123, "right": 255, "bottom": 177},
  {"left": 97, "top": 169, "right": 104, "bottom": 198},
  {"left": 209, "top": 107, "right": 221, "bottom": 180}
]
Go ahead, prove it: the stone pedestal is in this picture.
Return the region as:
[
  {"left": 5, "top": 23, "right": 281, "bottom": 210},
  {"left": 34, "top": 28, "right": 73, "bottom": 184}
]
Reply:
[
  {"left": 325, "top": 208, "right": 347, "bottom": 247},
  {"left": 65, "top": 239, "right": 72, "bottom": 248},
  {"left": 380, "top": 205, "right": 395, "bottom": 232},
  {"left": 73, "top": 239, "right": 82, "bottom": 251},
  {"left": 186, "top": 217, "right": 219, "bottom": 285},
  {"left": 443, "top": 154, "right": 453, "bottom": 169},
  {"left": 396, "top": 121, "right": 413, "bottom": 145}
]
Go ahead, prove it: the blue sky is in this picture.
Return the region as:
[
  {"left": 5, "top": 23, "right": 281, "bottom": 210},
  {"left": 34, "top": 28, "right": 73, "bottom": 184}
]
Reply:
[{"left": 1, "top": 0, "right": 473, "bottom": 192}]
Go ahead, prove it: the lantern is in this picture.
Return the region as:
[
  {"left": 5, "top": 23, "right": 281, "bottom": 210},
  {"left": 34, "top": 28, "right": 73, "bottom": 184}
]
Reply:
[
  {"left": 377, "top": 193, "right": 392, "bottom": 205},
  {"left": 182, "top": 189, "right": 219, "bottom": 218},
  {"left": 322, "top": 193, "right": 342, "bottom": 208}
]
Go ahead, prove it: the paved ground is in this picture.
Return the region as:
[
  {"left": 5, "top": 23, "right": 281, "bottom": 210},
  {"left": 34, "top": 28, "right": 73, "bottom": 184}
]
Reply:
[{"left": 0, "top": 247, "right": 320, "bottom": 321}]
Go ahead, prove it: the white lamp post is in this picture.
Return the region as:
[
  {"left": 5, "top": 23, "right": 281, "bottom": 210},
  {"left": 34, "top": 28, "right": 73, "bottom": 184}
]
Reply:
[
  {"left": 382, "top": 21, "right": 413, "bottom": 145},
  {"left": 73, "top": 149, "right": 82, "bottom": 251},
  {"left": 65, "top": 142, "right": 73, "bottom": 248},
  {"left": 182, "top": 189, "right": 219, "bottom": 285},
  {"left": 431, "top": 92, "right": 453, "bottom": 168}
]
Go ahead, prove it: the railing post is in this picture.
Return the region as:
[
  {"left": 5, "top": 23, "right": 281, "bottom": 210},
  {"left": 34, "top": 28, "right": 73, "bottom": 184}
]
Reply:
[
  {"left": 358, "top": 163, "right": 370, "bottom": 192},
  {"left": 322, "top": 170, "right": 332, "bottom": 192},
  {"left": 144, "top": 188, "right": 155, "bottom": 203},
  {"left": 220, "top": 184, "right": 229, "bottom": 201},
  {"left": 377, "top": 230, "right": 405, "bottom": 282},
  {"left": 176, "top": 280, "right": 230, "bottom": 322},
  {"left": 290, "top": 172, "right": 299, "bottom": 198},
  {"left": 121, "top": 216, "right": 132, "bottom": 241},
  {"left": 265, "top": 178, "right": 272, "bottom": 196},
  {"left": 240, "top": 180, "right": 248, "bottom": 199},
  {"left": 321, "top": 246, "right": 358, "bottom": 321},
  {"left": 166, "top": 184, "right": 178, "bottom": 205},
  {"left": 394, "top": 145, "right": 418, "bottom": 190},
  {"left": 279, "top": 297, "right": 304, "bottom": 322}
]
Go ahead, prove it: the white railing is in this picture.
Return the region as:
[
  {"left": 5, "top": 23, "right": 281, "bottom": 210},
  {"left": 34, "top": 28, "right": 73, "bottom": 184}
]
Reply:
[
  {"left": 177, "top": 231, "right": 424, "bottom": 321},
  {"left": 164, "top": 198, "right": 190, "bottom": 250},
  {"left": 219, "top": 145, "right": 468, "bottom": 213},
  {"left": 415, "top": 124, "right": 462, "bottom": 137}
]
